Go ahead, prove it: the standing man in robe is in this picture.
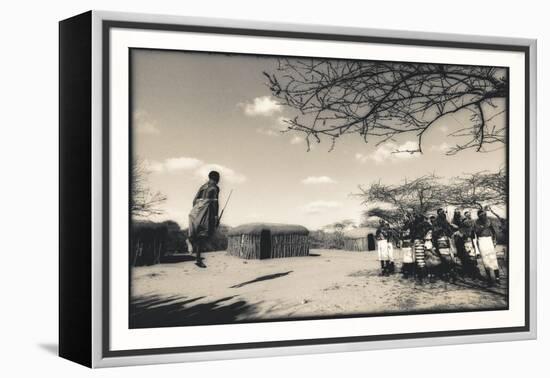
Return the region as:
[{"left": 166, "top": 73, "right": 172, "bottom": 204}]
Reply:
[
  {"left": 474, "top": 209, "right": 500, "bottom": 285},
  {"left": 400, "top": 213, "right": 415, "bottom": 278},
  {"left": 460, "top": 211, "right": 478, "bottom": 279},
  {"left": 433, "top": 208, "right": 456, "bottom": 281},
  {"left": 411, "top": 213, "right": 432, "bottom": 283},
  {"left": 433, "top": 208, "right": 453, "bottom": 240},
  {"left": 451, "top": 208, "right": 466, "bottom": 274},
  {"left": 451, "top": 208, "right": 463, "bottom": 230},
  {"left": 188, "top": 171, "right": 220, "bottom": 268},
  {"left": 375, "top": 220, "right": 391, "bottom": 276}
]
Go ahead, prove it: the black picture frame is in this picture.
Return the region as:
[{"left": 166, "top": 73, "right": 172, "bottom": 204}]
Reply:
[{"left": 59, "top": 10, "right": 537, "bottom": 368}]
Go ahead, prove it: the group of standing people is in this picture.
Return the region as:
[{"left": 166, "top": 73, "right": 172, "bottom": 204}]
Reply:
[{"left": 376, "top": 208, "right": 502, "bottom": 286}]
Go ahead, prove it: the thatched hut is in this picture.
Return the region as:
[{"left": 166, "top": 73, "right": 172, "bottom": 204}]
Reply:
[
  {"left": 227, "top": 223, "right": 309, "bottom": 259},
  {"left": 131, "top": 221, "right": 169, "bottom": 266},
  {"left": 342, "top": 228, "right": 376, "bottom": 251}
]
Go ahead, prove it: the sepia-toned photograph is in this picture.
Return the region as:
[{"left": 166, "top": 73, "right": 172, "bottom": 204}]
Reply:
[{"left": 128, "top": 49, "right": 509, "bottom": 329}]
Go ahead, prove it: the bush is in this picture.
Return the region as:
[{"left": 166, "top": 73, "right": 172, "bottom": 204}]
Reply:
[
  {"left": 161, "top": 220, "right": 188, "bottom": 254},
  {"left": 131, "top": 220, "right": 188, "bottom": 266},
  {"left": 309, "top": 230, "right": 344, "bottom": 250},
  {"left": 194, "top": 224, "right": 230, "bottom": 252}
]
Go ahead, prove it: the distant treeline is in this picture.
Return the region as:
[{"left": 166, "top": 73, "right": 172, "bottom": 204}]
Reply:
[{"left": 308, "top": 230, "right": 345, "bottom": 250}]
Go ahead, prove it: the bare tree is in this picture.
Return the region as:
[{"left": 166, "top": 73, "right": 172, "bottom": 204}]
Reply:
[
  {"left": 443, "top": 168, "right": 507, "bottom": 225},
  {"left": 264, "top": 59, "right": 507, "bottom": 154},
  {"left": 356, "top": 174, "right": 444, "bottom": 216},
  {"left": 357, "top": 170, "right": 507, "bottom": 230},
  {"left": 132, "top": 159, "right": 167, "bottom": 218},
  {"left": 362, "top": 207, "right": 406, "bottom": 229}
]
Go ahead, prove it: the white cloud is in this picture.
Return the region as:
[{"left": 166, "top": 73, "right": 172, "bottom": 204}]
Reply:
[
  {"left": 240, "top": 96, "right": 282, "bottom": 116},
  {"left": 145, "top": 157, "right": 203, "bottom": 173},
  {"left": 134, "top": 110, "right": 160, "bottom": 135},
  {"left": 355, "top": 140, "right": 421, "bottom": 164},
  {"left": 439, "top": 124, "right": 449, "bottom": 133},
  {"left": 144, "top": 157, "right": 246, "bottom": 184},
  {"left": 301, "top": 200, "right": 341, "bottom": 214},
  {"left": 143, "top": 160, "right": 165, "bottom": 173},
  {"left": 164, "top": 157, "right": 203, "bottom": 171},
  {"left": 430, "top": 142, "right": 451, "bottom": 152},
  {"left": 355, "top": 153, "right": 369, "bottom": 164},
  {"left": 290, "top": 136, "right": 303, "bottom": 145},
  {"left": 256, "top": 117, "right": 294, "bottom": 139},
  {"left": 195, "top": 163, "right": 247, "bottom": 184},
  {"left": 256, "top": 128, "right": 280, "bottom": 137},
  {"left": 301, "top": 176, "right": 337, "bottom": 185}
]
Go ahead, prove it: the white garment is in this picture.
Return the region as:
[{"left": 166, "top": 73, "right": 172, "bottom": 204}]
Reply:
[
  {"left": 464, "top": 239, "right": 476, "bottom": 258},
  {"left": 402, "top": 246, "right": 414, "bottom": 263},
  {"left": 477, "top": 236, "right": 499, "bottom": 270},
  {"left": 377, "top": 239, "right": 390, "bottom": 261},
  {"left": 414, "top": 239, "right": 425, "bottom": 268}
]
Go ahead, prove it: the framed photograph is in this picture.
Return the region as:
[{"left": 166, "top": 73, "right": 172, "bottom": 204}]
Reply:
[{"left": 59, "top": 10, "right": 537, "bottom": 368}]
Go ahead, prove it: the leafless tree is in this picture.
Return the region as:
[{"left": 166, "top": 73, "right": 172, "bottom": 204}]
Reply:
[
  {"left": 264, "top": 59, "right": 507, "bottom": 154},
  {"left": 362, "top": 207, "right": 406, "bottom": 229},
  {"left": 356, "top": 174, "right": 444, "bottom": 216},
  {"left": 443, "top": 168, "right": 507, "bottom": 225},
  {"left": 132, "top": 159, "right": 167, "bottom": 218},
  {"left": 357, "top": 170, "right": 507, "bottom": 230}
]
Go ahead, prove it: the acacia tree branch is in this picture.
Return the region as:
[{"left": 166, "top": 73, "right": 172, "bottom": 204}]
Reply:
[{"left": 264, "top": 60, "right": 507, "bottom": 154}]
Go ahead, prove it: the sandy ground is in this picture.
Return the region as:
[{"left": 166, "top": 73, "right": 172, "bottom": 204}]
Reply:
[{"left": 130, "top": 248, "right": 507, "bottom": 328}]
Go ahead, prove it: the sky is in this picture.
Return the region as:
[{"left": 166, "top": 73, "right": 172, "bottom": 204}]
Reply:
[{"left": 131, "top": 49, "right": 506, "bottom": 230}]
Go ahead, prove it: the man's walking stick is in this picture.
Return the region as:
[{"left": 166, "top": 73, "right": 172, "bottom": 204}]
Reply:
[{"left": 217, "top": 189, "right": 233, "bottom": 227}]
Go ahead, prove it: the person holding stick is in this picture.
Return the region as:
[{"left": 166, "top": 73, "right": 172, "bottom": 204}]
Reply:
[{"left": 188, "top": 171, "right": 221, "bottom": 268}]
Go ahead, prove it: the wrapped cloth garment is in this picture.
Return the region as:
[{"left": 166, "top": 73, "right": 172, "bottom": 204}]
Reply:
[
  {"left": 449, "top": 236, "right": 458, "bottom": 256},
  {"left": 424, "top": 239, "right": 442, "bottom": 268},
  {"left": 188, "top": 182, "right": 219, "bottom": 241},
  {"left": 377, "top": 239, "right": 390, "bottom": 261},
  {"left": 388, "top": 242, "right": 394, "bottom": 261},
  {"left": 460, "top": 218, "right": 475, "bottom": 239},
  {"left": 477, "top": 236, "right": 499, "bottom": 270},
  {"left": 462, "top": 237, "right": 480, "bottom": 277},
  {"left": 449, "top": 235, "right": 462, "bottom": 268},
  {"left": 402, "top": 239, "right": 414, "bottom": 264},
  {"left": 414, "top": 239, "right": 426, "bottom": 268},
  {"left": 433, "top": 215, "right": 453, "bottom": 240},
  {"left": 474, "top": 218, "right": 497, "bottom": 238},
  {"left": 463, "top": 237, "right": 477, "bottom": 259},
  {"left": 188, "top": 198, "right": 212, "bottom": 240},
  {"left": 436, "top": 236, "right": 455, "bottom": 264}
]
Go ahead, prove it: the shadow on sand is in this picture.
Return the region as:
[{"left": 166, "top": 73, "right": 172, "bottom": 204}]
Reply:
[
  {"left": 230, "top": 271, "right": 293, "bottom": 289},
  {"left": 130, "top": 294, "right": 257, "bottom": 328},
  {"left": 159, "top": 253, "right": 196, "bottom": 264}
]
